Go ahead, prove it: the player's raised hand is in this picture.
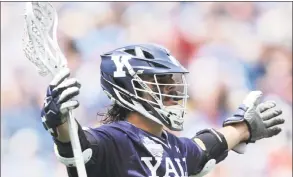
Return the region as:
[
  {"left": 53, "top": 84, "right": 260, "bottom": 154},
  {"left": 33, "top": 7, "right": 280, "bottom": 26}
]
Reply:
[
  {"left": 41, "top": 68, "right": 81, "bottom": 137},
  {"left": 223, "top": 91, "right": 285, "bottom": 143}
]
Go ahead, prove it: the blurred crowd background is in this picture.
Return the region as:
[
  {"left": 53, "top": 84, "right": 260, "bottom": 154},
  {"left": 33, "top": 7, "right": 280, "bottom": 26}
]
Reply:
[{"left": 1, "top": 2, "right": 292, "bottom": 177}]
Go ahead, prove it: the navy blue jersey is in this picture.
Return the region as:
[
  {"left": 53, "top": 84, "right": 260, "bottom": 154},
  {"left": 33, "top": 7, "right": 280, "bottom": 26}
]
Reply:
[{"left": 61, "top": 121, "right": 206, "bottom": 177}]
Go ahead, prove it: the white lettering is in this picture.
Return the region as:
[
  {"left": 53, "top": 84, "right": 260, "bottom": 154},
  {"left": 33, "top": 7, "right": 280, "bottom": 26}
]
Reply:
[
  {"left": 112, "top": 55, "right": 131, "bottom": 77},
  {"left": 182, "top": 158, "right": 188, "bottom": 176},
  {"left": 164, "top": 157, "right": 179, "bottom": 177},
  {"left": 175, "top": 158, "right": 184, "bottom": 177},
  {"left": 141, "top": 157, "right": 162, "bottom": 177},
  {"left": 142, "top": 157, "right": 188, "bottom": 177}
]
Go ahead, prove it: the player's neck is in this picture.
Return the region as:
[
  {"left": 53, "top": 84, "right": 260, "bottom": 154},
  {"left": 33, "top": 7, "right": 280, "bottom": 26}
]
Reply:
[{"left": 126, "top": 112, "right": 164, "bottom": 137}]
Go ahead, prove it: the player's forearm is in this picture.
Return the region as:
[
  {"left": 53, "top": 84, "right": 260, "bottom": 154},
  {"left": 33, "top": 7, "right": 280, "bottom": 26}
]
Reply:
[
  {"left": 217, "top": 123, "right": 249, "bottom": 150},
  {"left": 54, "top": 121, "right": 90, "bottom": 158},
  {"left": 56, "top": 121, "right": 76, "bottom": 143},
  {"left": 53, "top": 122, "right": 96, "bottom": 168}
]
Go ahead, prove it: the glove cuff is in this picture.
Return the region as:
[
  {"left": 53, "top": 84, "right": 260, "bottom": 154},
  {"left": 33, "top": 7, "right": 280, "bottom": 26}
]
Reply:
[
  {"left": 222, "top": 104, "right": 255, "bottom": 144},
  {"left": 222, "top": 104, "right": 248, "bottom": 125}
]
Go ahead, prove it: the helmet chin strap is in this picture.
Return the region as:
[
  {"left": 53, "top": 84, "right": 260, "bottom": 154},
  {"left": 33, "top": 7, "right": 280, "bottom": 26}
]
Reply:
[
  {"left": 156, "top": 105, "right": 184, "bottom": 120},
  {"left": 155, "top": 105, "right": 185, "bottom": 130}
]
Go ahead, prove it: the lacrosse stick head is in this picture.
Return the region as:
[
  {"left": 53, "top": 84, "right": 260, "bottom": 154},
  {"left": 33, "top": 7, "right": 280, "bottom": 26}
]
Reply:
[{"left": 22, "top": 2, "right": 68, "bottom": 77}]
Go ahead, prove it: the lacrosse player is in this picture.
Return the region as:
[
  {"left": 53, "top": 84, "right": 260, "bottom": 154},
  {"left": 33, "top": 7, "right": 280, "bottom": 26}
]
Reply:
[{"left": 41, "top": 44, "right": 285, "bottom": 177}]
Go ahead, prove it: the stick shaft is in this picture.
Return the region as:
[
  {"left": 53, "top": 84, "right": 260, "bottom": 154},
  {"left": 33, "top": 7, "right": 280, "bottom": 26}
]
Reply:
[{"left": 68, "top": 111, "right": 88, "bottom": 177}]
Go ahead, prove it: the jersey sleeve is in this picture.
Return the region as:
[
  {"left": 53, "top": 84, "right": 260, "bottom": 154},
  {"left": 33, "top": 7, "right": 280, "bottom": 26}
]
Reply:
[
  {"left": 179, "top": 137, "right": 207, "bottom": 175},
  {"left": 54, "top": 122, "right": 115, "bottom": 177}
]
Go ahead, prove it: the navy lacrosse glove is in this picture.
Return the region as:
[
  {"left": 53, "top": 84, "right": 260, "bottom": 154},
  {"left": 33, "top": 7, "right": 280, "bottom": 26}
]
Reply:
[
  {"left": 41, "top": 68, "right": 81, "bottom": 137},
  {"left": 223, "top": 91, "right": 285, "bottom": 153}
]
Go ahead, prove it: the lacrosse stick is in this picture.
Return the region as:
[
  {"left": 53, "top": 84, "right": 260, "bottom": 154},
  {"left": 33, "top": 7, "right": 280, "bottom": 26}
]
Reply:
[{"left": 22, "top": 2, "right": 87, "bottom": 177}]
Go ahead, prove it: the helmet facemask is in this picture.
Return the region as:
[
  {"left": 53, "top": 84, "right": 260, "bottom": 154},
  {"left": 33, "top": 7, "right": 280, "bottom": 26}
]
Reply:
[{"left": 131, "top": 73, "right": 189, "bottom": 131}]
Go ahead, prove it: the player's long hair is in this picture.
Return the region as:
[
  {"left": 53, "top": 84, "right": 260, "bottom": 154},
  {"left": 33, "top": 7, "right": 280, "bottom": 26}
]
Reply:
[
  {"left": 99, "top": 103, "right": 132, "bottom": 124},
  {"left": 99, "top": 78, "right": 147, "bottom": 124}
]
